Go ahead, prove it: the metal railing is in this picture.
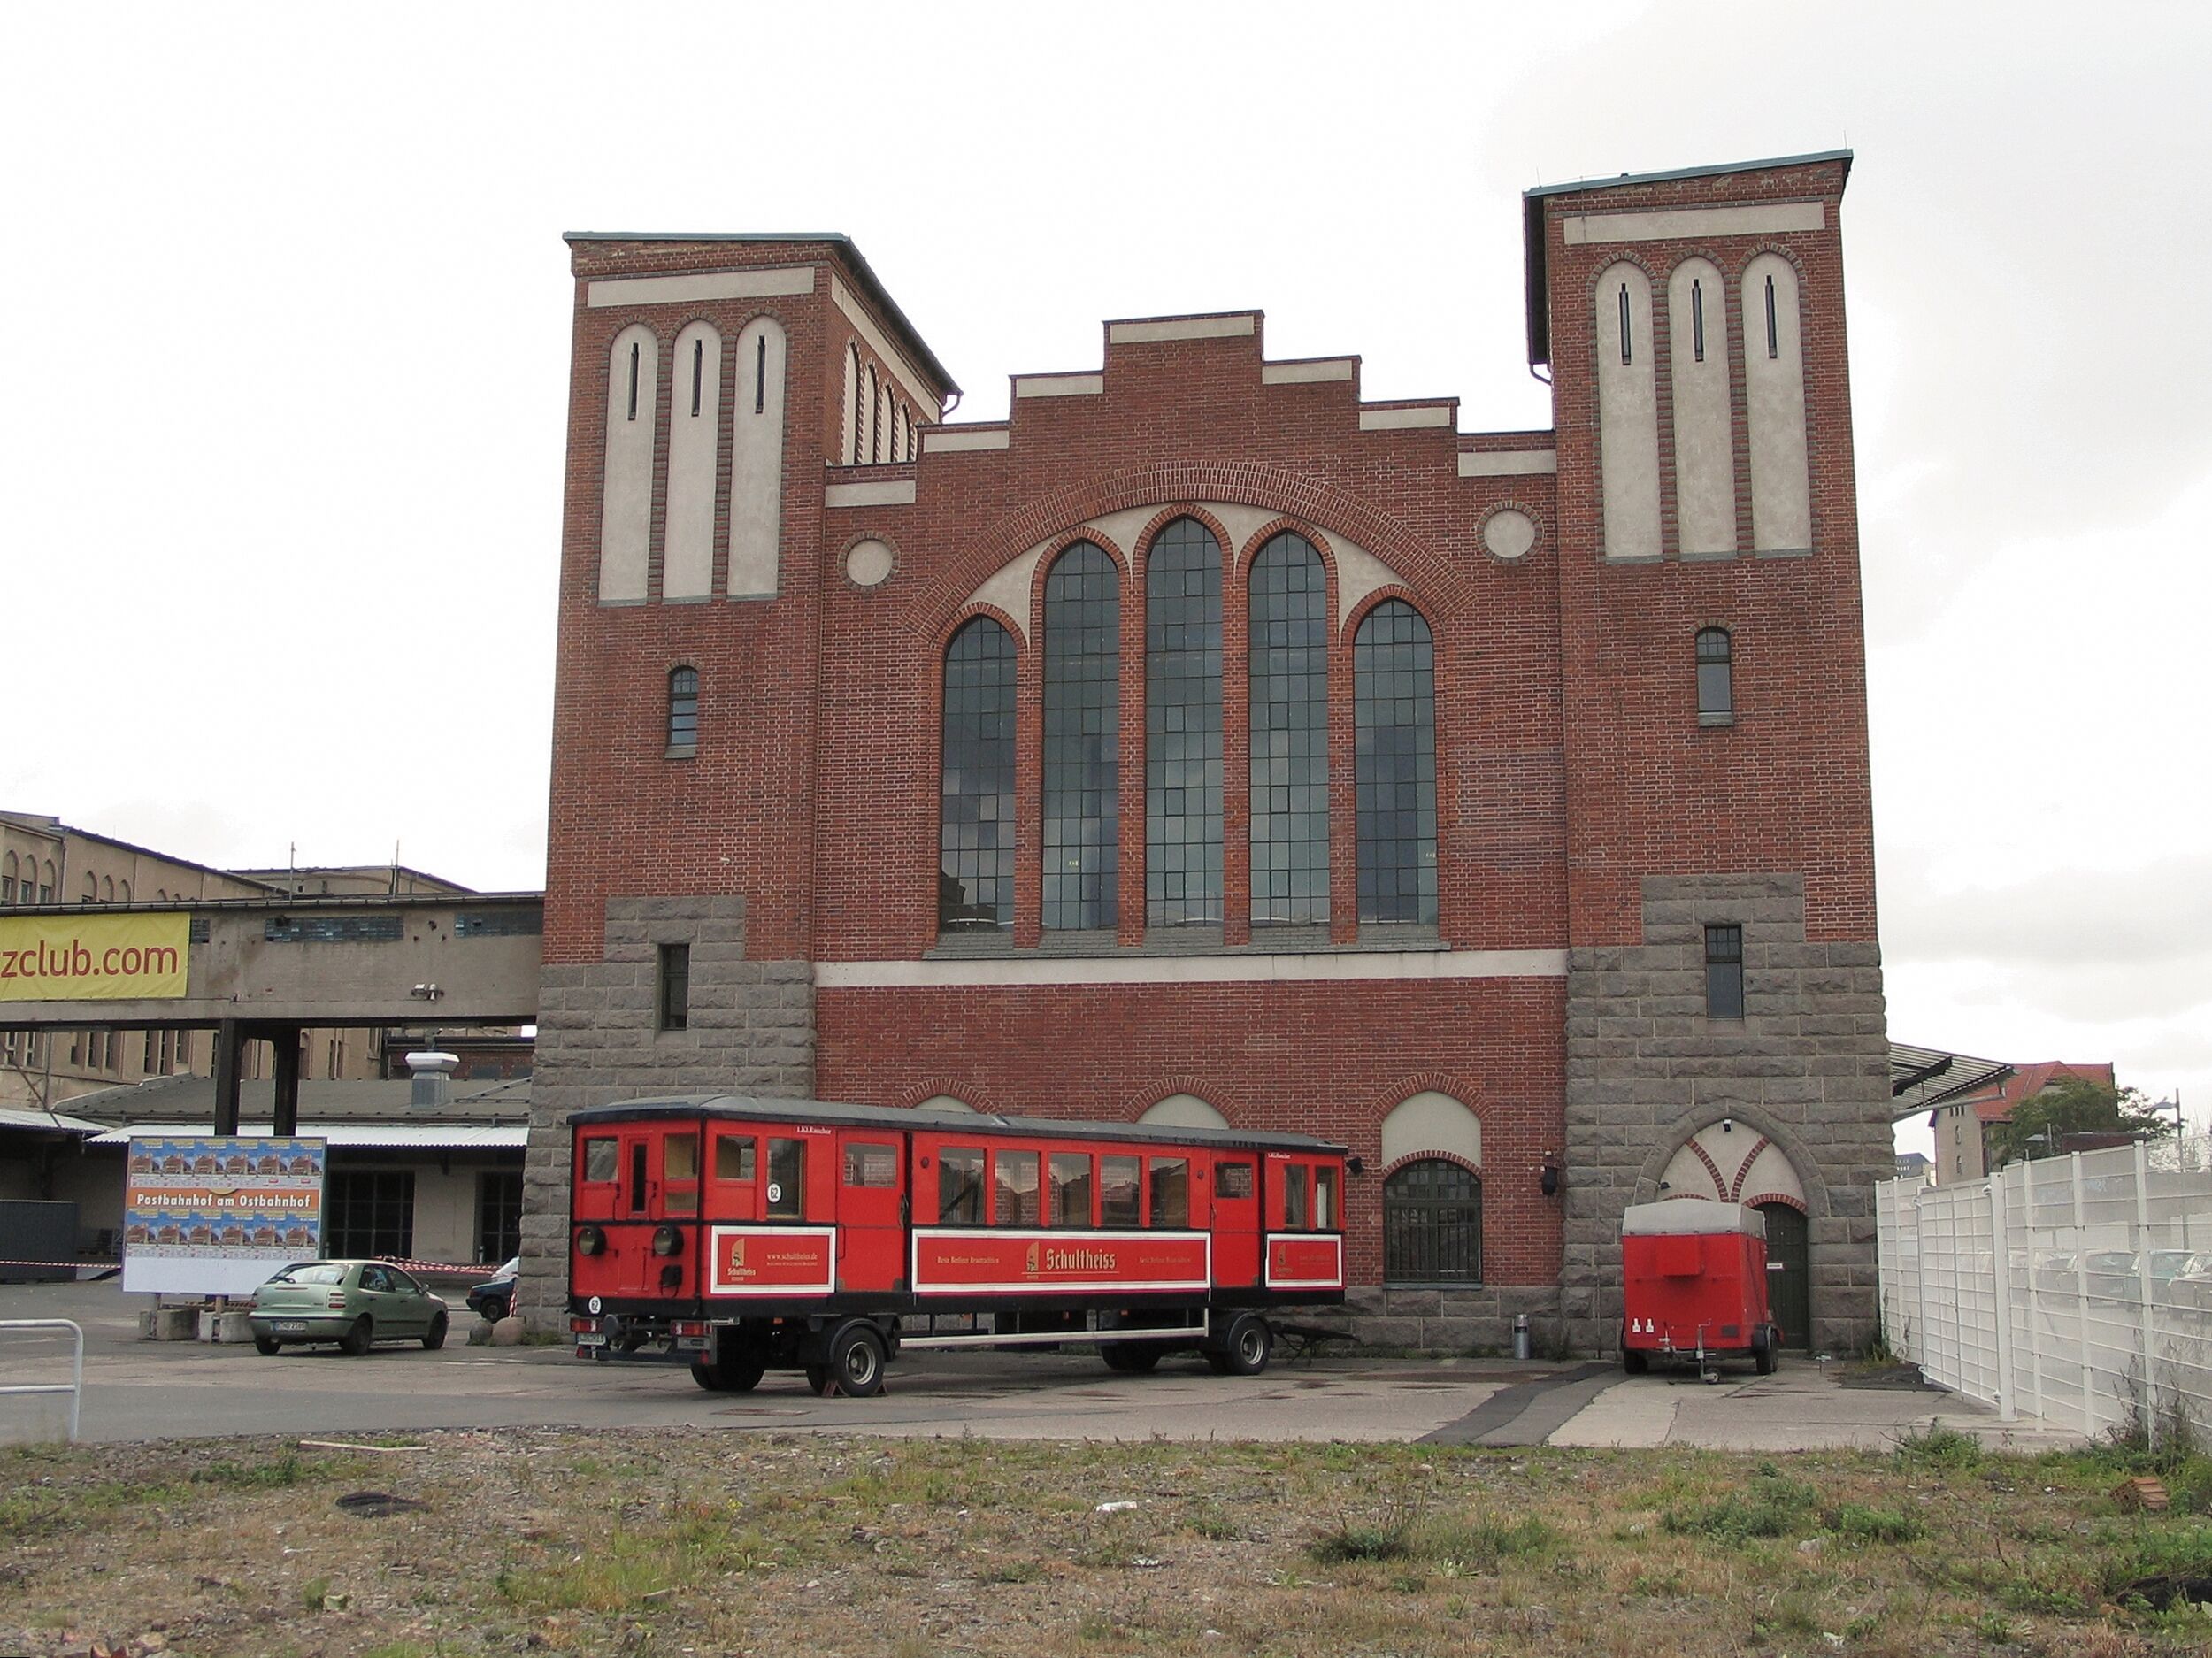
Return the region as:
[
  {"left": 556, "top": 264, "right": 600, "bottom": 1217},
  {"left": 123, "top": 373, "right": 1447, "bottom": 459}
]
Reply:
[
  {"left": 1878, "top": 1134, "right": 2212, "bottom": 1445},
  {"left": 0, "top": 1318, "right": 84, "bottom": 1442}
]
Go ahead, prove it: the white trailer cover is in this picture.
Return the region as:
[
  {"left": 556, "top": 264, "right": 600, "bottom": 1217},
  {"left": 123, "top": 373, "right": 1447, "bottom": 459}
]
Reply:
[{"left": 1620, "top": 1198, "right": 1765, "bottom": 1239}]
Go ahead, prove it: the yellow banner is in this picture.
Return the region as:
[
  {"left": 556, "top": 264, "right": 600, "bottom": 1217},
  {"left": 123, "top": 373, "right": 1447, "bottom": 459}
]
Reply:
[{"left": 0, "top": 911, "right": 191, "bottom": 1001}]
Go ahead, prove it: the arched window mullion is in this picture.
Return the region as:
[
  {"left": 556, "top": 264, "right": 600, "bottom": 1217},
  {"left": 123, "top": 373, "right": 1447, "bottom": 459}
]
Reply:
[
  {"left": 1353, "top": 599, "right": 1438, "bottom": 926},
  {"left": 939, "top": 618, "right": 1017, "bottom": 933},
  {"left": 1248, "top": 531, "right": 1328, "bottom": 927},
  {"left": 1146, "top": 518, "right": 1224, "bottom": 928},
  {"left": 1041, "top": 543, "right": 1120, "bottom": 931}
]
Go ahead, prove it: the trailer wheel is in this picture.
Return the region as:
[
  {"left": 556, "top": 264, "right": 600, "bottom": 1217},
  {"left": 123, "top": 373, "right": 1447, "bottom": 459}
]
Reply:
[
  {"left": 828, "top": 1323, "right": 887, "bottom": 1398},
  {"left": 1622, "top": 1346, "right": 1649, "bottom": 1375},
  {"left": 691, "top": 1345, "right": 768, "bottom": 1393},
  {"left": 1206, "top": 1314, "right": 1271, "bottom": 1377},
  {"left": 803, "top": 1364, "right": 833, "bottom": 1396},
  {"left": 1102, "top": 1343, "right": 1163, "bottom": 1375},
  {"left": 1753, "top": 1326, "right": 1779, "bottom": 1376}
]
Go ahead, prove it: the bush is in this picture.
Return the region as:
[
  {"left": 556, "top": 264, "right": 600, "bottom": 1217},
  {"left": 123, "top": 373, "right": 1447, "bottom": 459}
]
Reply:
[
  {"left": 1893, "top": 1424, "right": 1983, "bottom": 1470},
  {"left": 1663, "top": 1471, "right": 1822, "bottom": 1544}
]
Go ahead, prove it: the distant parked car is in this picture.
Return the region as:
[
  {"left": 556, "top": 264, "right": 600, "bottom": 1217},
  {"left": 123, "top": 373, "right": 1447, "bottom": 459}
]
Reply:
[
  {"left": 466, "top": 1256, "right": 520, "bottom": 1322},
  {"left": 249, "top": 1261, "right": 449, "bottom": 1355}
]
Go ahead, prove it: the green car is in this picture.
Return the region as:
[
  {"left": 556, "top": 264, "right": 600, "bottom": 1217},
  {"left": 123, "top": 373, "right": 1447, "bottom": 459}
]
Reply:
[{"left": 249, "top": 1260, "right": 450, "bottom": 1355}]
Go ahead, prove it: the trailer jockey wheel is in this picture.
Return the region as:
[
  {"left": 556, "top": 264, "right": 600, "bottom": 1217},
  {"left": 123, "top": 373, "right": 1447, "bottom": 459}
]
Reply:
[
  {"left": 826, "top": 1322, "right": 887, "bottom": 1398},
  {"left": 1205, "top": 1314, "right": 1272, "bottom": 1377}
]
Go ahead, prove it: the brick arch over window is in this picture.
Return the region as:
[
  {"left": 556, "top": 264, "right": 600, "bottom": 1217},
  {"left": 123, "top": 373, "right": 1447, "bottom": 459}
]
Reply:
[
  {"left": 1632, "top": 1105, "right": 1830, "bottom": 1217},
  {"left": 905, "top": 462, "right": 1473, "bottom": 649}
]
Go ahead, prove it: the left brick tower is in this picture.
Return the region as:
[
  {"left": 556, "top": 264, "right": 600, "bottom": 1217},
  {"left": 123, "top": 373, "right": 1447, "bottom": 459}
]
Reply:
[{"left": 522, "top": 234, "right": 958, "bottom": 1322}]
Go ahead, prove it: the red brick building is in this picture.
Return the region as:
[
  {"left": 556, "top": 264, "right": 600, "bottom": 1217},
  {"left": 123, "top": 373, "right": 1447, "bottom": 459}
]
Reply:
[{"left": 526, "top": 151, "right": 1893, "bottom": 1354}]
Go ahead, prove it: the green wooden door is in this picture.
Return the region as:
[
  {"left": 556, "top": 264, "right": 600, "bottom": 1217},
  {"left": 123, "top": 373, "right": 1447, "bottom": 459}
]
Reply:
[{"left": 1755, "top": 1202, "right": 1810, "bottom": 1349}]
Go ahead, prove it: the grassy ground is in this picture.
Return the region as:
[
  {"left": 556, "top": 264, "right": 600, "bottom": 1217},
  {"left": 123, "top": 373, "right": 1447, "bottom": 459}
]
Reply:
[{"left": 4, "top": 1425, "right": 2210, "bottom": 1656}]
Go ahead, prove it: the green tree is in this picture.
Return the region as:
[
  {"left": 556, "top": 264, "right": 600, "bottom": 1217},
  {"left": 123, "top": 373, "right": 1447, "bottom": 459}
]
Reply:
[{"left": 1985, "top": 1078, "right": 2172, "bottom": 1168}]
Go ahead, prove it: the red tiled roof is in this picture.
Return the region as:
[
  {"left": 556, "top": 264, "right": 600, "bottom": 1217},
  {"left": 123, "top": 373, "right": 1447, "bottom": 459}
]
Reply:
[{"left": 1968, "top": 1060, "right": 2118, "bottom": 1125}]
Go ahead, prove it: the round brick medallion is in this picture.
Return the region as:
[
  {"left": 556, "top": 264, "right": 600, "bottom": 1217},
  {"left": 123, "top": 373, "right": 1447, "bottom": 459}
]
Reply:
[
  {"left": 1481, "top": 509, "right": 1536, "bottom": 562},
  {"left": 845, "top": 538, "right": 895, "bottom": 588}
]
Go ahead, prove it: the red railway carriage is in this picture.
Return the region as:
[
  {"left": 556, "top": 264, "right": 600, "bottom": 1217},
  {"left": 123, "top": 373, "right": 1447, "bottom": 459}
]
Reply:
[{"left": 567, "top": 1095, "right": 1348, "bottom": 1396}]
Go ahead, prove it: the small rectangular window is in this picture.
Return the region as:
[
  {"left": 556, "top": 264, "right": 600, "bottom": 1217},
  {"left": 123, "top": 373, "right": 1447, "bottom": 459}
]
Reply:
[
  {"left": 1100, "top": 1155, "right": 1141, "bottom": 1227},
  {"left": 1765, "top": 274, "right": 1779, "bottom": 359},
  {"left": 1315, "top": 1165, "right": 1340, "bottom": 1231},
  {"left": 1148, "top": 1157, "right": 1189, "bottom": 1229},
  {"left": 755, "top": 334, "right": 767, "bottom": 414},
  {"left": 765, "top": 1137, "right": 804, "bottom": 1219},
  {"left": 843, "top": 1141, "right": 898, "bottom": 1188},
  {"left": 1217, "top": 1161, "right": 1254, "bottom": 1201},
  {"left": 691, "top": 337, "right": 703, "bottom": 417},
  {"left": 657, "top": 943, "right": 690, "bottom": 1032},
  {"left": 995, "top": 1149, "right": 1039, "bottom": 1226},
  {"left": 629, "top": 1140, "right": 649, "bottom": 1214},
  {"left": 627, "top": 342, "right": 640, "bottom": 421},
  {"left": 1705, "top": 924, "right": 1746, "bottom": 1020},
  {"left": 1049, "top": 1153, "right": 1093, "bottom": 1227},
  {"left": 1283, "top": 1163, "right": 1310, "bottom": 1230},
  {"left": 583, "top": 1137, "right": 618, "bottom": 1184},
  {"left": 939, "top": 1147, "right": 986, "bottom": 1224},
  {"left": 713, "top": 1133, "right": 756, "bottom": 1182},
  {"left": 664, "top": 1132, "right": 699, "bottom": 1214},
  {"left": 1691, "top": 278, "right": 1706, "bottom": 363},
  {"left": 1618, "top": 283, "right": 1632, "bottom": 365}
]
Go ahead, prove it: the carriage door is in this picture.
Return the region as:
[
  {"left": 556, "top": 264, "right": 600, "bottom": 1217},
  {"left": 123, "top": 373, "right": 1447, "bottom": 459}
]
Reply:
[
  {"left": 1755, "top": 1202, "right": 1810, "bottom": 1349},
  {"left": 837, "top": 1135, "right": 905, "bottom": 1295},
  {"left": 609, "top": 1125, "right": 673, "bottom": 1297},
  {"left": 1210, "top": 1156, "right": 1260, "bottom": 1288}
]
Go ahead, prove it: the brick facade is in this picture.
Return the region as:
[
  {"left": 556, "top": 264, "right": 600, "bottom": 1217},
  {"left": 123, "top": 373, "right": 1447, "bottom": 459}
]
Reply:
[{"left": 526, "top": 152, "right": 1889, "bottom": 1354}]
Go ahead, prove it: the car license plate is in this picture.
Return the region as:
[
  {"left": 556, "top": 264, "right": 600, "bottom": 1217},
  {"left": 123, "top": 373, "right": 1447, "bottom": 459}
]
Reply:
[
  {"left": 574, "top": 1332, "right": 606, "bottom": 1347},
  {"left": 274, "top": 1321, "right": 308, "bottom": 1332}
]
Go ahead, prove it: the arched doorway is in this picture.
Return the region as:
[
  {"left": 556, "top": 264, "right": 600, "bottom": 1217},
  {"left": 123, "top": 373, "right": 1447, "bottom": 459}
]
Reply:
[{"left": 1755, "top": 1202, "right": 1810, "bottom": 1350}]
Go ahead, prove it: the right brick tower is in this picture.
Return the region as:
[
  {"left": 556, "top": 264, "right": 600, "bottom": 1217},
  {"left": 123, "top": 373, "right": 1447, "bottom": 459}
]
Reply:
[{"left": 1530, "top": 151, "right": 1891, "bottom": 1355}]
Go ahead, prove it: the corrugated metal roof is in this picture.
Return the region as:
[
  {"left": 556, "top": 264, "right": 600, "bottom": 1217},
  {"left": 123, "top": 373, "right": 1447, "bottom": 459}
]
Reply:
[
  {"left": 0, "top": 1105, "right": 109, "bottom": 1135},
  {"left": 85, "top": 1124, "right": 527, "bottom": 1149},
  {"left": 1891, "top": 1042, "right": 2015, "bottom": 1120}
]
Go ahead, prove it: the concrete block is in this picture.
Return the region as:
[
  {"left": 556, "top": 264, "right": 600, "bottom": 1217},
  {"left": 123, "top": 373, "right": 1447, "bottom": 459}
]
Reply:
[
  {"left": 199, "top": 1309, "right": 254, "bottom": 1344},
  {"left": 140, "top": 1307, "right": 201, "bottom": 1341}
]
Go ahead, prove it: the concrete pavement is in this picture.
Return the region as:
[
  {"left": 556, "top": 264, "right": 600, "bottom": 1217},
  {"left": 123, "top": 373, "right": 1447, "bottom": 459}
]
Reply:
[{"left": 0, "top": 1279, "right": 2084, "bottom": 1451}]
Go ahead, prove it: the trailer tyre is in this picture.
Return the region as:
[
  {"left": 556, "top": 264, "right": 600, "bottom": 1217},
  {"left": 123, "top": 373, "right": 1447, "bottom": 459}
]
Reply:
[
  {"left": 1206, "top": 1314, "right": 1271, "bottom": 1377},
  {"left": 691, "top": 1347, "right": 768, "bottom": 1393},
  {"left": 1102, "top": 1343, "right": 1164, "bottom": 1375},
  {"left": 1753, "top": 1326, "right": 1779, "bottom": 1376},
  {"left": 1622, "top": 1346, "right": 1649, "bottom": 1375},
  {"left": 828, "top": 1323, "right": 887, "bottom": 1398}
]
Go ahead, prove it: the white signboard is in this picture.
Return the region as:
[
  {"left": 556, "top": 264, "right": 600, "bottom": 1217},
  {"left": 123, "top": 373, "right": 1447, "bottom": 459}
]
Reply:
[{"left": 120, "top": 1135, "right": 327, "bottom": 1297}]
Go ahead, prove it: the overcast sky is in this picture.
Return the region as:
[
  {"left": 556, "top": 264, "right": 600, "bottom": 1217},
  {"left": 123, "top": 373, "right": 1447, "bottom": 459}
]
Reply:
[{"left": 4, "top": 4, "right": 2205, "bottom": 1146}]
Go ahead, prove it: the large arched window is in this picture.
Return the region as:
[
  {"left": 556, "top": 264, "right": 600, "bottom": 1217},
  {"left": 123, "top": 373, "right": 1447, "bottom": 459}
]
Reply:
[
  {"left": 662, "top": 319, "right": 723, "bottom": 600},
  {"left": 1354, "top": 599, "right": 1437, "bottom": 925},
  {"left": 1042, "top": 542, "right": 1120, "bottom": 931},
  {"left": 598, "top": 323, "right": 658, "bottom": 603},
  {"left": 2, "top": 851, "right": 16, "bottom": 904},
  {"left": 1146, "top": 518, "right": 1223, "bottom": 927},
  {"left": 939, "top": 617, "right": 1017, "bottom": 933},
  {"left": 1384, "top": 1159, "right": 1481, "bottom": 1284},
  {"left": 1248, "top": 531, "right": 1328, "bottom": 926},
  {"left": 1743, "top": 253, "right": 1811, "bottom": 554}
]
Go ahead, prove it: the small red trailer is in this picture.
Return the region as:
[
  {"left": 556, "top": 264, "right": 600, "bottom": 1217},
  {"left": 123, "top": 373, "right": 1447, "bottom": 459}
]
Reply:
[{"left": 1619, "top": 1199, "right": 1781, "bottom": 1377}]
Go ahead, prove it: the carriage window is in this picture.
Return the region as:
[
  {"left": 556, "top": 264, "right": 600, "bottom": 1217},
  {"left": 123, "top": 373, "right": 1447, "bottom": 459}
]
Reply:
[
  {"left": 1283, "top": 1163, "right": 1310, "bottom": 1230},
  {"left": 664, "top": 1132, "right": 699, "bottom": 1215},
  {"left": 1315, "top": 1165, "right": 1340, "bottom": 1230},
  {"left": 1100, "top": 1156, "right": 1141, "bottom": 1227},
  {"left": 844, "top": 1141, "right": 898, "bottom": 1187},
  {"left": 995, "top": 1150, "right": 1040, "bottom": 1226},
  {"left": 1148, "top": 1157, "right": 1189, "bottom": 1229},
  {"left": 629, "top": 1142, "right": 649, "bottom": 1214},
  {"left": 765, "top": 1138, "right": 804, "bottom": 1220},
  {"left": 713, "top": 1134, "right": 756, "bottom": 1181},
  {"left": 583, "top": 1138, "right": 618, "bottom": 1184},
  {"left": 1217, "top": 1162, "right": 1254, "bottom": 1200},
  {"left": 1049, "top": 1154, "right": 1094, "bottom": 1227},
  {"left": 939, "top": 1147, "right": 986, "bottom": 1224}
]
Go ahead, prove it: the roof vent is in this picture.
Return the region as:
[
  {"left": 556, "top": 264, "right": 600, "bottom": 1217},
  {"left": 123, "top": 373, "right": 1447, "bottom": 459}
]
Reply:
[{"left": 405, "top": 1049, "right": 460, "bottom": 1110}]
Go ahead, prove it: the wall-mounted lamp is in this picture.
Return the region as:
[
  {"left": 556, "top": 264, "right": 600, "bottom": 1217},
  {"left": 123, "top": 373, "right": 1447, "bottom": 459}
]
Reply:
[
  {"left": 1345, "top": 1155, "right": 1366, "bottom": 1176},
  {"left": 1540, "top": 1163, "right": 1561, "bottom": 1198},
  {"left": 1720, "top": 1117, "right": 1733, "bottom": 1134}
]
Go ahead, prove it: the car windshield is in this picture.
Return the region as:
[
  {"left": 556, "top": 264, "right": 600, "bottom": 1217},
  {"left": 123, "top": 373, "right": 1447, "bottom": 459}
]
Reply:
[{"left": 267, "top": 1263, "right": 349, "bottom": 1286}]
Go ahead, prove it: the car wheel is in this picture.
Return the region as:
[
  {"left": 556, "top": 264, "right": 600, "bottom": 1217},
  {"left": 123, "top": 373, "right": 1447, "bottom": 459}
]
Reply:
[
  {"left": 421, "top": 1312, "right": 449, "bottom": 1351},
  {"left": 253, "top": 1332, "right": 280, "bottom": 1356},
  {"left": 340, "top": 1316, "right": 373, "bottom": 1356},
  {"left": 829, "top": 1323, "right": 887, "bottom": 1399}
]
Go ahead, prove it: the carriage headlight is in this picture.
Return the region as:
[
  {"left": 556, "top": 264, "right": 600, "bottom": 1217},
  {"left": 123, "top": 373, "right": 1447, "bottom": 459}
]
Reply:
[
  {"left": 652, "top": 1225, "right": 682, "bottom": 1256},
  {"left": 575, "top": 1225, "right": 605, "bottom": 1256}
]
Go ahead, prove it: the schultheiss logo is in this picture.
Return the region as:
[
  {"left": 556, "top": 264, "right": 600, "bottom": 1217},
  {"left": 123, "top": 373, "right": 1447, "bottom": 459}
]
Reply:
[{"left": 1024, "top": 1242, "right": 1040, "bottom": 1276}]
